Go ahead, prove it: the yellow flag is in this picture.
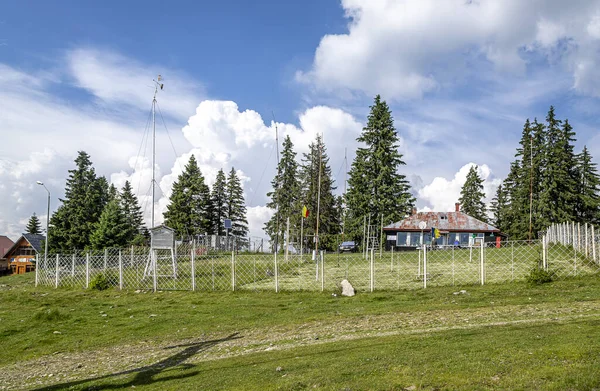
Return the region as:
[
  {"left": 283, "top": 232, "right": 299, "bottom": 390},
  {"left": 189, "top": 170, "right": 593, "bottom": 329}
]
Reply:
[{"left": 302, "top": 206, "right": 309, "bottom": 218}]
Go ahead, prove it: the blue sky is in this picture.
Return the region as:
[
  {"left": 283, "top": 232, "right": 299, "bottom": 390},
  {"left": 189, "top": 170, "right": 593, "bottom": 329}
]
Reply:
[{"left": 2, "top": 0, "right": 600, "bottom": 240}]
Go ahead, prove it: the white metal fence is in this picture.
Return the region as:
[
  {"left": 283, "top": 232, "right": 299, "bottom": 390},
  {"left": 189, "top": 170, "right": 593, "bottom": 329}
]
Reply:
[{"left": 35, "top": 231, "right": 599, "bottom": 292}]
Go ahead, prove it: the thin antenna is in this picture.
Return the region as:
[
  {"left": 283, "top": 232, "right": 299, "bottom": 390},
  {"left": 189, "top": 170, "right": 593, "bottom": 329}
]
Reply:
[
  {"left": 315, "top": 134, "right": 323, "bottom": 254},
  {"left": 272, "top": 112, "right": 281, "bottom": 253},
  {"left": 528, "top": 134, "right": 533, "bottom": 241},
  {"left": 151, "top": 75, "right": 164, "bottom": 229},
  {"left": 342, "top": 147, "right": 348, "bottom": 235}
]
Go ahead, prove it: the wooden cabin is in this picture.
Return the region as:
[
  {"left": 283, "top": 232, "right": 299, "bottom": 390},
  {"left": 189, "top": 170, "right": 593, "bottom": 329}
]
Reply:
[{"left": 1, "top": 234, "right": 44, "bottom": 275}]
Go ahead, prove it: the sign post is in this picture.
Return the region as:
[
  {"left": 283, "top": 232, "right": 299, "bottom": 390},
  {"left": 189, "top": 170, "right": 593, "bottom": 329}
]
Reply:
[{"left": 224, "top": 219, "right": 232, "bottom": 251}]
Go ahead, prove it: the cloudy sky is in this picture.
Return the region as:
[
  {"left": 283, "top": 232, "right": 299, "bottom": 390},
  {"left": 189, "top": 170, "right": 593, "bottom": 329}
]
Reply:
[{"left": 2, "top": 0, "right": 600, "bottom": 241}]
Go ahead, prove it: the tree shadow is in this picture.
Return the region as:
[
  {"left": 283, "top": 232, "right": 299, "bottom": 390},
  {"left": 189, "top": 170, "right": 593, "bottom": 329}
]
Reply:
[{"left": 32, "top": 333, "right": 241, "bottom": 390}]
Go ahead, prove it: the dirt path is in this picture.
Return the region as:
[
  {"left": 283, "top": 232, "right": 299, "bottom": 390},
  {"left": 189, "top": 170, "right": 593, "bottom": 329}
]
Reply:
[{"left": 1, "top": 300, "right": 599, "bottom": 390}]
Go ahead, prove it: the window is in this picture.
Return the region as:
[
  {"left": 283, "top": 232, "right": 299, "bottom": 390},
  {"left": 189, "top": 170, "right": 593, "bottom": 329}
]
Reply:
[
  {"left": 459, "top": 233, "right": 470, "bottom": 246},
  {"left": 409, "top": 232, "right": 421, "bottom": 246},
  {"left": 396, "top": 232, "right": 408, "bottom": 246}
]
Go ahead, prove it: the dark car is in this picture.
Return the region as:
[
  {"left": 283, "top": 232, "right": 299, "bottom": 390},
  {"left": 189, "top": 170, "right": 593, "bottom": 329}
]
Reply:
[{"left": 338, "top": 241, "right": 358, "bottom": 253}]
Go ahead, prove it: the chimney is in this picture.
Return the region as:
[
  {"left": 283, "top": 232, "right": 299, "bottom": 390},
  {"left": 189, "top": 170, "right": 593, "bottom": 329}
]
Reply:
[
  {"left": 455, "top": 203, "right": 460, "bottom": 212},
  {"left": 412, "top": 207, "right": 417, "bottom": 216}
]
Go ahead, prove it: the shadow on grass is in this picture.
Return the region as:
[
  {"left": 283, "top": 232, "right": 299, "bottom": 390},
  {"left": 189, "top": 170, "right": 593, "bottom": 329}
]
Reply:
[{"left": 32, "top": 333, "right": 241, "bottom": 390}]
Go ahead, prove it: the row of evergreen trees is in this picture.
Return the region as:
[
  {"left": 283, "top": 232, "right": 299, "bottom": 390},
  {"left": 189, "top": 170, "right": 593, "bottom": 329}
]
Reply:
[
  {"left": 163, "top": 155, "right": 248, "bottom": 239},
  {"left": 47, "top": 152, "right": 146, "bottom": 251},
  {"left": 490, "top": 106, "right": 600, "bottom": 239},
  {"left": 45, "top": 152, "right": 249, "bottom": 252},
  {"left": 265, "top": 95, "right": 415, "bottom": 250}
]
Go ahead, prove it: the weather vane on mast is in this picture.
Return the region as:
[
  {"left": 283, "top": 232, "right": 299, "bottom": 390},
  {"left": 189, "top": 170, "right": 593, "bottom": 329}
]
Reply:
[{"left": 150, "top": 74, "right": 164, "bottom": 229}]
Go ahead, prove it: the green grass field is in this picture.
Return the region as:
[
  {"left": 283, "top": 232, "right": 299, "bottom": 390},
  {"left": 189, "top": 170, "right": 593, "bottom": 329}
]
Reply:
[
  {"left": 1, "top": 271, "right": 600, "bottom": 390},
  {"left": 37, "top": 243, "right": 599, "bottom": 292}
]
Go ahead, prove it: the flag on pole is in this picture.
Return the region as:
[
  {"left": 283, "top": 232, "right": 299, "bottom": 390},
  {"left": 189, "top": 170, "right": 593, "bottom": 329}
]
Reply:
[
  {"left": 302, "top": 205, "right": 309, "bottom": 218},
  {"left": 431, "top": 227, "right": 441, "bottom": 239}
]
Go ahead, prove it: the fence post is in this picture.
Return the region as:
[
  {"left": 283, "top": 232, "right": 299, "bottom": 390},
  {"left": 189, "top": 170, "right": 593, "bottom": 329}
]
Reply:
[
  {"left": 118, "top": 249, "right": 123, "bottom": 290},
  {"left": 321, "top": 251, "right": 325, "bottom": 292},
  {"left": 274, "top": 251, "right": 279, "bottom": 293},
  {"left": 191, "top": 245, "right": 196, "bottom": 291},
  {"left": 585, "top": 223, "right": 589, "bottom": 257},
  {"left": 511, "top": 241, "right": 514, "bottom": 281},
  {"left": 104, "top": 248, "right": 108, "bottom": 271},
  {"left": 285, "top": 217, "right": 290, "bottom": 262},
  {"left": 390, "top": 245, "right": 394, "bottom": 272},
  {"left": 370, "top": 249, "right": 374, "bottom": 292},
  {"left": 231, "top": 250, "right": 236, "bottom": 291},
  {"left": 55, "top": 254, "right": 59, "bottom": 288},
  {"left": 35, "top": 253, "right": 39, "bottom": 287},
  {"left": 593, "top": 225, "right": 597, "bottom": 265},
  {"left": 152, "top": 250, "right": 157, "bottom": 292},
  {"left": 71, "top": 254, "right": 75, "bottom": 277},
  {"left": 85, "top": 252, "right": 89, "bottom": 288},
  {"left": 423, "top": 245, "right": 427, "bottom": 289},
  {"left": 480, "top": 240, "right": 484, "bottom": 285},
  {"left": 542, "top": 235, "right": 547, "bottom": 271},
  {"left": 452, "top": 244, "right": 455, "bottom": 286},
  {"left": 130, "top": 245, "right": 134, "bottom": 267}
]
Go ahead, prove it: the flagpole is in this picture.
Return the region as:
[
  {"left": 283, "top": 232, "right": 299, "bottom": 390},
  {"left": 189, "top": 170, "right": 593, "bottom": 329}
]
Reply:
[{"left": 300, "top": 215, "right": 304, "bottom": 262}]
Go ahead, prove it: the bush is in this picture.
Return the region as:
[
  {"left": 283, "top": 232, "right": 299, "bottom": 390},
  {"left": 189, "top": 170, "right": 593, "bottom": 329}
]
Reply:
[
  {"left": 89, "top": 273, "right": 111, "bottom": 291},
  {"left": 526, "top": 266, "right": 554, "bottom": 285}
]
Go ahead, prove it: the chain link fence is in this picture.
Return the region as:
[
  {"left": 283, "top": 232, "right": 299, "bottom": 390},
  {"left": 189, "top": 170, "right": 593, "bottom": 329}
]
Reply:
[{"left": 35, "top": 230, "right": 599, "bottom": 292}]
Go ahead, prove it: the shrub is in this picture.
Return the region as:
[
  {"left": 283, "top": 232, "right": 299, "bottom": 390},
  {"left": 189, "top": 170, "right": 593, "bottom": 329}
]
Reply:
[
  {"left": 89, "top": 273, "right": 111, "bottom": 291},
  {"left": 526, "top": 265, "right": 554, "bottom": 285}
]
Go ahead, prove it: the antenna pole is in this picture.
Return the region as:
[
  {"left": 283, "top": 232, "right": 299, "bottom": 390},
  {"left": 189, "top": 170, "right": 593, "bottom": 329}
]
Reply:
[
  {"left": 528, "top": 134, "right": 533, "bottom": 241},
  {"left": 150, "top": 75, "right": 163, "bottom": 229},
  {"left": 151, "top": 85, "right": 156, "bottom": 229},
  {"left": 273, "top": 112, "right": 281, "bottom": 253},
  {"left": 315, "top": 134, "right": 323, "bottom": 255},
  {"left": 342, "top": 147, "right": 347, "bottom": 235}
]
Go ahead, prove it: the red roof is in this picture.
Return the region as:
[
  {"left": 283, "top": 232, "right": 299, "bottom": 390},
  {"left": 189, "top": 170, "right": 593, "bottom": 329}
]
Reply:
[
  {"left": 384, "top": 212, "right": 500, "bottom": 233},
  {"left": 0, "top": 236, "right": 15, "bottom": 258}
]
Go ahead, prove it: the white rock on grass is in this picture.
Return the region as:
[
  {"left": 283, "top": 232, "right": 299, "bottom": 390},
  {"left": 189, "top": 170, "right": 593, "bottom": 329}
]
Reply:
[{"left": 341, "top": 279, "right": 355, "bottom": 297}]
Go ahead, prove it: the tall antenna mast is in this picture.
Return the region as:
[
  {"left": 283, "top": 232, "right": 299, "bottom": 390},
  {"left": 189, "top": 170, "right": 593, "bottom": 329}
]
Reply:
[
  {"left": 342, "top": 147, "right": 347, "bottom": 235},
  {"left": 528, "top": 133, "right": 533, "bottom": 241},
  {"left": 315, "top": 134, "right": 323, "bottom": 254},
  {"left": 272, "top": 112, "right": 281, "bottom": 253},
  {"left": 151, "top": 75, "right": 164, "bottom": 229}
]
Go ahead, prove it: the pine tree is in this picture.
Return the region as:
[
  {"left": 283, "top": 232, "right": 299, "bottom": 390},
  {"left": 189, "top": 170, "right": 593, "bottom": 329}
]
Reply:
[
  {"left": 538, "top": 107, "right": 578, "bottom": 228},
  {"left": 120, "top": 180, "right": 145, "bottom": 243},
  {"left": 575, "top": 146, "right": 600, "bottom": 224},
  {"left": 489, "top": 185, "right": 508, "bottom": 231},
  {"left": 211, "top": 169, "right": 228, "bottom": 236},
  {"left": 25, "top": 213, "right": 42, "bottom": 235},
  {"left": 48, "top": 151, "right": 108, "bottom": 251},
  {"left": 345, "top": 95, "right": 414, "bottom": 240},
  {"left": 108, "top": 184, "right": 119, "bottom": 202},
  {"left": 89, "top": 199, "right": 131, "bottom": 250},
  {"left": 501, "top": 160, "right": 522, "bottom": 239},
  {"left": 163, "top": 155, "right": 211, "bottom": 238},
  {"left": 226, "top": 168, "right": 249, "bottom": 240},
  {"left": 264, "top": 135, "right": 300, "bottom": 251},
  {"left": 299, "top": 134, "right": 339, "bottom": 250},
  {"left": 458, "top": 165, "right": 488, "bottom": 222}
]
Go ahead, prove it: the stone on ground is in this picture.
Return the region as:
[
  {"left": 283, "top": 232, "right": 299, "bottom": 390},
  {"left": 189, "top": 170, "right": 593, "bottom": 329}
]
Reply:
[{"left": 341, "top": 279, "right": 355, "bottom": 297}]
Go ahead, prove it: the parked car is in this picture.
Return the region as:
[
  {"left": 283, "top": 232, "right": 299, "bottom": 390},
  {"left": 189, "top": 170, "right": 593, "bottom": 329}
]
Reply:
[{"left": 338, "top": 241, "right": 358, "bottom": 253}]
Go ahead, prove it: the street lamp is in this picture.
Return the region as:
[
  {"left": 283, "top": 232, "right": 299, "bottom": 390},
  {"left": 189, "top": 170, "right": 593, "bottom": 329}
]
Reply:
[{"left": 36, "top": 181, "right": 50, "bottom": 268}]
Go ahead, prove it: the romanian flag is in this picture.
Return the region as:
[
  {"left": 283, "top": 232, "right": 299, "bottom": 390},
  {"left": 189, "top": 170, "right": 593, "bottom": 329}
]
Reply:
[
  {"left": 431, "top": 227, "right": 441, "bottom": 239},
  {"left": 302, "top": 206, "right": 309, "bottom": 218}
]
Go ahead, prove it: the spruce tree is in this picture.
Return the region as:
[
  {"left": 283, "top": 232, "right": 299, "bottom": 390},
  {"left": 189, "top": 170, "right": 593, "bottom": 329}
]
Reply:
[
  {"left": 538, "top": 108, "right": 578, "bottom": 227},
  {"left": 575, "top": 146, "right": 600, "bottom": 224},
  {"left": 489, "top": 185, "right": 508, "bottom": 231},
  {"left": 108, "top": 184, "right": 119, "bottom": 202},
  {"left": 458, "top": 165, "right": 488, "bottom": 222},
  {"left": 264, "top": 135, "right": 300, "bottom": 251},
  {"left": 501, "top": 160, "right": 522, "bottom": 239},
  {"left": 163, "top": 155, "right": 211, "bottom": 238},
  {"left": 211, "top": 169, "right": 228, "bottom": 236},
  {"left": 345, "top": 95, "right": 414, "bottom": 240},
  {"left": 90, "top": 199, "right": 130, "bottom": 250},
  {"left": 299, "top": 134, "right": 339, "bottom": 250},
  {"left": 25, "top": 213, "right": 42, "bottom": 235},
  {"left": 226, "top": 168, "right": 249, "bottom": 240},
  {"left": 120, "top": 180, "right": 145, "bottom": 243},
  {"left": 48, "top": 151, "right": 108, "bottom": 251}
]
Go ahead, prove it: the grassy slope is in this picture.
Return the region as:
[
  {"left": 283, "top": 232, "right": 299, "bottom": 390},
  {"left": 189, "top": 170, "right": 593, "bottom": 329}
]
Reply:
[{"left": 1, "top": 272, "right": 599, "bottom": 390}]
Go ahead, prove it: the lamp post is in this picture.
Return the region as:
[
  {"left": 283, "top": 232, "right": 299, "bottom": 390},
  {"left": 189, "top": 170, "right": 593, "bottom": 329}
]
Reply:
[{"left": 36, "top": 181, "right": 50, "bottom": 268}]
